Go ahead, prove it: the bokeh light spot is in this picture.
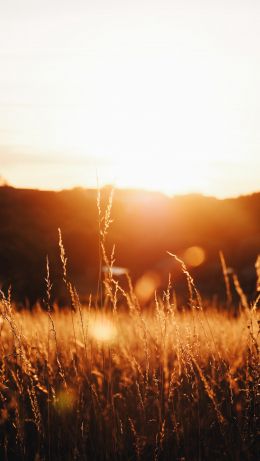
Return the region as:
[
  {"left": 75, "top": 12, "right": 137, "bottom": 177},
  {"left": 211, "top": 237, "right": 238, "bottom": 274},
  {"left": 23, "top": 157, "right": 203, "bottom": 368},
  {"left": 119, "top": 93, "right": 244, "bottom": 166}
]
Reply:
[
  {"left": 135, "top": 271, "right": 161, "bottom": 303},
  {"left": 90, "top": 318, "right": 117, "bottom": 343},
  {"left": 55, "top": 389, "right": 75, "bottom": 413},
  {"left": 183, "top": 246, "right": 206, "bottom": 267}
]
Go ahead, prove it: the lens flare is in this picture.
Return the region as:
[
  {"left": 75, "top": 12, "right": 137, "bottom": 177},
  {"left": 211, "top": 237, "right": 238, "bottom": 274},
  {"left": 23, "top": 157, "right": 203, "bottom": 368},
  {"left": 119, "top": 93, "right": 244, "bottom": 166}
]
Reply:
[
  {"left": 55, "top": 389, "right": 75, "bottom": 413},
  {"left": 183, "top": 246, "right": 206, "bottom": 267},
  {"left": 90, "top": 318, "right": 117, "bottom": 343},
  {"left": 135, "top": 271, "right": 161, "bottom": 303}
]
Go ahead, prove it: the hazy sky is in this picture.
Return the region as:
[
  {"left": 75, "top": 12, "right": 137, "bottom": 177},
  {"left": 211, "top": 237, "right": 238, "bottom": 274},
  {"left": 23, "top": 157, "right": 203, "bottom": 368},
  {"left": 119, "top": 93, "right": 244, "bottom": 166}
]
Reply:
[{"left": 0, "top": 0, "right": 259, "bottom": 197}]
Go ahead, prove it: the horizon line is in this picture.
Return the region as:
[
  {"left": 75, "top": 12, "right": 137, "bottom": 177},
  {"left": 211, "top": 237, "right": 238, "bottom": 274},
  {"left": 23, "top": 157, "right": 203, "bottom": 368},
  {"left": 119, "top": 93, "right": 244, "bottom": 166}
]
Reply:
[{"left": 1, "top": 181, "right": 259, "bottom": 201}]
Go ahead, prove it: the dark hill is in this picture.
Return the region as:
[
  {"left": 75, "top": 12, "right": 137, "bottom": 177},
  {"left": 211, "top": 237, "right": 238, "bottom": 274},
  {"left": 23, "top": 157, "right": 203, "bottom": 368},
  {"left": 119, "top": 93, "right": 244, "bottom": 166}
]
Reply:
[{"left": 0, "top": 185, "right": 259, "bottom": 305}]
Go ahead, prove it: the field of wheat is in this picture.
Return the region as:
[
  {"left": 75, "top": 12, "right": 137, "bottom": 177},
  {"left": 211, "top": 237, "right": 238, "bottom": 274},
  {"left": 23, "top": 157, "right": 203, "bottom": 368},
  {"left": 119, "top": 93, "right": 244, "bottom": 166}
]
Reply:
[{"left": 0, "top": 197, "right": 259, "bottom": 461}]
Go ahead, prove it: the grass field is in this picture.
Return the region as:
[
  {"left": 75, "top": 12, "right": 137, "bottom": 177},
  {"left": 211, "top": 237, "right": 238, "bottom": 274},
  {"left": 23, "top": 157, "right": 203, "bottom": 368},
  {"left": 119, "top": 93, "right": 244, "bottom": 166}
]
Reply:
[
  {"left": 0, "top": 275, "right": 259, "bottom": 460},
  {"left": 0, "top": 197, "right": 259, "bottom": 460}
]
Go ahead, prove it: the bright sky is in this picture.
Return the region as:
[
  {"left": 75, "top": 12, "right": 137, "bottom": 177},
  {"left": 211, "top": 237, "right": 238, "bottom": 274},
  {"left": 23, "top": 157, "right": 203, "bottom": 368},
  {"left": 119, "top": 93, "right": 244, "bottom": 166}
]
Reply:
[{"left": 0, "top": 0, "right": 259, "bottom": 197}]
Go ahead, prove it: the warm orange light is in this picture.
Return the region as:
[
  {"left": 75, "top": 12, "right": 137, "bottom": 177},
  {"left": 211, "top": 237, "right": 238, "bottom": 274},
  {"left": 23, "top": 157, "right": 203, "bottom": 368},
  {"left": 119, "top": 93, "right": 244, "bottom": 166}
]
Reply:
[
  {"left": 55, "top": 389, "right": 75, "bottom": 413},
  {"left": 183, "top": 246, "right": 206, "bottom": 267},
  {"left": 90, "top": 318, "right": 117, "bottom": 343},
  {"left": 135, "top": 271, "right": 161, "bottom": 303}
]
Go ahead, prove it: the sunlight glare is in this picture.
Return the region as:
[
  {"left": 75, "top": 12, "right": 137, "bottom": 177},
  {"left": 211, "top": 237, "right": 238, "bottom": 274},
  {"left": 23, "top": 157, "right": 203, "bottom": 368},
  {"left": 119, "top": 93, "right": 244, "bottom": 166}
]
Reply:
[{"left": 90, "top": 318, "right": 117, "bottom": 343}]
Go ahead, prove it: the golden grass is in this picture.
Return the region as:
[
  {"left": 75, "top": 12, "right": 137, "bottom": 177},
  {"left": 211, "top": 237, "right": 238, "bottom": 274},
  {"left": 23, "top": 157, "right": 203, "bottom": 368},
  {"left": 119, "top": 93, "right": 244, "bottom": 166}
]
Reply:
[
  {"left": 0, "top": 191, "right": 259, "bottom": 460},
  {"left": 0, "top": 286, "right": 259, "bottom": 460}
]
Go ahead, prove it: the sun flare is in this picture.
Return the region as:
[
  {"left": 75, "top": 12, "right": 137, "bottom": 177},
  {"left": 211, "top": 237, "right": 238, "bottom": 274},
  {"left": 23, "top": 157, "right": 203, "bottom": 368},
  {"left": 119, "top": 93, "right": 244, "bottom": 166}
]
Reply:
[
  {"left": 90, "top": 317, "right": 117, "bottom": 343},
  {"left": 0, "top": 1, "right": 260, "bottom": 197}
]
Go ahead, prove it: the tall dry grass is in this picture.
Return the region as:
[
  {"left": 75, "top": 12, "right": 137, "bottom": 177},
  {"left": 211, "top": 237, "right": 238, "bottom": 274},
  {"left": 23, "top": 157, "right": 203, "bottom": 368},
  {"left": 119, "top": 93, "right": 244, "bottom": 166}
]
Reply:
[{"left": 0, "top": 191, "right": 259, "bottom": 461}]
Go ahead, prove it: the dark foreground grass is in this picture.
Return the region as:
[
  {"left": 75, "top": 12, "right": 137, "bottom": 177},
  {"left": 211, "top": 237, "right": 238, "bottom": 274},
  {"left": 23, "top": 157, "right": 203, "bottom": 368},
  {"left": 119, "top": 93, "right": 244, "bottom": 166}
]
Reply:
[{"left": 0, "top": 292, "right": 259, "bottom": 461}]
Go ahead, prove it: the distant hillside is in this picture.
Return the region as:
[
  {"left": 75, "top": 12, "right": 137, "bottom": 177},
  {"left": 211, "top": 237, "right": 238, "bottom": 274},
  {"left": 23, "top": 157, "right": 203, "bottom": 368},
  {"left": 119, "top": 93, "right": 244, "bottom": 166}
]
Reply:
[{"left": 0, "top": 185, "right": 259, "bottom": 305}]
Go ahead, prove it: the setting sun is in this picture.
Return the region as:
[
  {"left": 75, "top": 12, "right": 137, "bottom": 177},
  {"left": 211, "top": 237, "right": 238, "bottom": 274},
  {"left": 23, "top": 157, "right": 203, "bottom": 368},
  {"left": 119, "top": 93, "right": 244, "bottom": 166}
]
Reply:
[{"left": 0, "top": 0, "right": 259, "bottom": 197}]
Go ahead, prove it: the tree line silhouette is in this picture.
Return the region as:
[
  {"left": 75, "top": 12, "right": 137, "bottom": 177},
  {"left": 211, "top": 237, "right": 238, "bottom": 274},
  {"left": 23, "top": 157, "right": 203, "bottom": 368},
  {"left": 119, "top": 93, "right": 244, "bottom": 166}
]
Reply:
[{"left": 0, "top": 185, "right": 259, "bottom": 306}]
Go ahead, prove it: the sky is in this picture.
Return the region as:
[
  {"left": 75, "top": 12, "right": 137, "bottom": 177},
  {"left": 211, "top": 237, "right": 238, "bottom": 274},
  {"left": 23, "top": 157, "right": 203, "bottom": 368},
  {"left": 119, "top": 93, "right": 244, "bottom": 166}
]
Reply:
[{"left": 0, "top": 0, "right": 260, "bottom": 197}]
